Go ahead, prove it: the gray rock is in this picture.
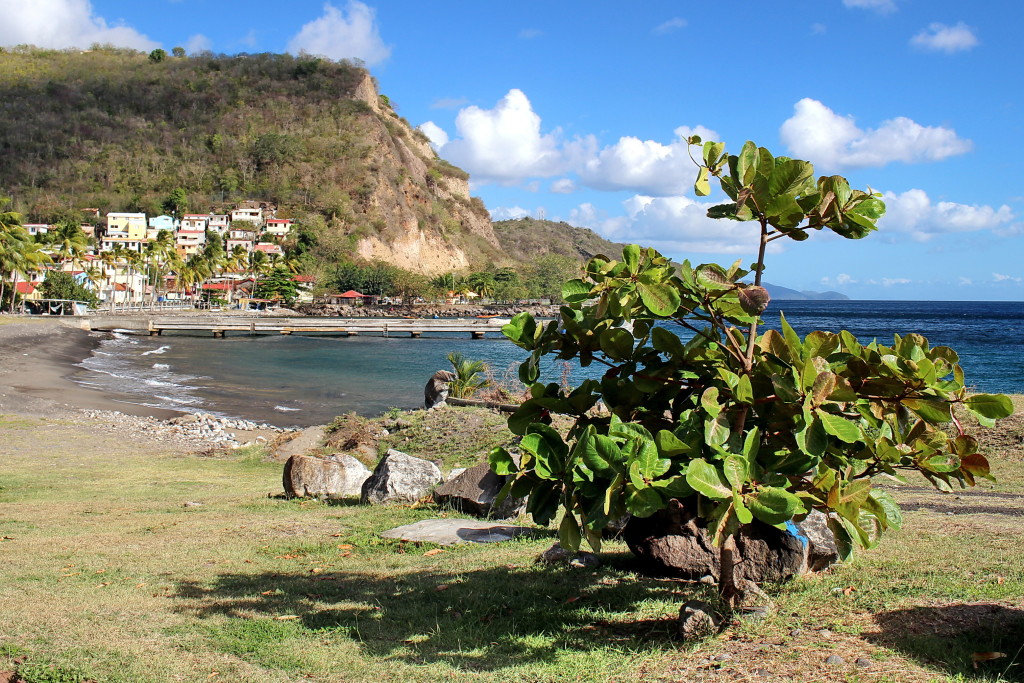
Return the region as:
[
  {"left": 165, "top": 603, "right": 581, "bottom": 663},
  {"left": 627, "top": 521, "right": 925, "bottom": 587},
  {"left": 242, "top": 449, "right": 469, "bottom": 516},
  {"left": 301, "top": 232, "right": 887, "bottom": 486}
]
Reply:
[
  {"left": 824, "top": 654, "right": 845, "bottom": 666},
  {"left": 360, "top": 449, "right": 442, "bottom": 505},
  {"left": 283, "top": 453, "right": 371, "bottom": 499},
  {"left": 855, "top": 658, "right": 872, "bottom": 668},
  {"left": 795, "top": 510, "right": 840, "bottom": 572},
  {"left": 424, "top": 370, "right": 456, "bottom": 409},
  {"left": 274, "top": 425, "right": 327, "bottom": 460},
  {"left": 538, "top": 542, "right": 573, "bottom": 564},
  {"left": 678, "top": 600, "right": 721, "bottom": 641},
  {"left": 568, "top": 552, "right": 600, "bottom": 569},
  {"left": 433, "top": 460, "right": 526, "bottom": 519},
  {"left": 380, "top": 518, "right": 533, "bottom": 545}
]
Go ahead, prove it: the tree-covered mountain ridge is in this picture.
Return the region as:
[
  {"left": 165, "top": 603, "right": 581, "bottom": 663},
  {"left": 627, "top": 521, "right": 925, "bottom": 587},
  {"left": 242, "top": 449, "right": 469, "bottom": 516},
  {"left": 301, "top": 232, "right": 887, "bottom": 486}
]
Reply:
[{"left": 0, "top": 46, "right": 502, "bottom": 276}]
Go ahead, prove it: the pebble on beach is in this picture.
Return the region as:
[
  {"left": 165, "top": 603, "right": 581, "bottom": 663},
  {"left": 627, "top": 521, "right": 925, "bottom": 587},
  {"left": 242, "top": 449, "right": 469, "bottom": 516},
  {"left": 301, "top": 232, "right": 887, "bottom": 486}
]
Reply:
[{"left": 78, "top": 409, "right": 293, "bottom": 450}]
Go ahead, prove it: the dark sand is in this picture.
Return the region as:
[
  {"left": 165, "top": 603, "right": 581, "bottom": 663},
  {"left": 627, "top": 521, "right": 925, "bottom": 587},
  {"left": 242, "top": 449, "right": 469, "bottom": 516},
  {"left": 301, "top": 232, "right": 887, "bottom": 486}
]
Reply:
[{"left": 0, "top": 317, "right": 183, "bottom": 420}]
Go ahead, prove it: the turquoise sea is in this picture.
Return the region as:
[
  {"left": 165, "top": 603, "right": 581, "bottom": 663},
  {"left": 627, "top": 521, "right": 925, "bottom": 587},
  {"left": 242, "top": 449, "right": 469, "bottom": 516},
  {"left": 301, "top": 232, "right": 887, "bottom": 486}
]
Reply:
[{"left": 75, "top": 300, "right": 1024, "bottom": 427}]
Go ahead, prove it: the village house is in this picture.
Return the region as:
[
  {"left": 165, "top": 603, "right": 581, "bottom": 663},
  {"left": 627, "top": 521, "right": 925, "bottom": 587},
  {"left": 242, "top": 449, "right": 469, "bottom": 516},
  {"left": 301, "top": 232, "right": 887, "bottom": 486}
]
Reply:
[
  {"left": 99, "top": 236, "right": 148, "bottom": 253},
  {"left": 253, "top": 242, "right": 284, "bottom": 256},
  {"left": 22, "top": 223, "right": 50, "bottom": 237},
  {"left": 148, "top": 214, "right": 177, "bottom": 235},
  {"left": 263, "top": 218, "right": 293, "bottom": 238},
  {"left": 105, "top": 212, "right": 147, "bottom": 240},
  {"left": 208, "top": 214, "right": 230, "bottom": 234},
  {"left": 230, "top": 206, "right": 263, "bottom": 226},
  {"left": 175, "top": 228, "right": 207, "bottom": 257},
  {"left": 180, "top": 214, "right": 210, "bottom": 232}
]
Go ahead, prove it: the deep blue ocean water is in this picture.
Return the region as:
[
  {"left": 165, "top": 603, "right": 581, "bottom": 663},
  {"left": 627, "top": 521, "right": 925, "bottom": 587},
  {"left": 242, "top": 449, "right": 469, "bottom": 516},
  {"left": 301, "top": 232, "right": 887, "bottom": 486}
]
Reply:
[{"left": 75, "top": 300, "right": 1023, "bottom": 426}]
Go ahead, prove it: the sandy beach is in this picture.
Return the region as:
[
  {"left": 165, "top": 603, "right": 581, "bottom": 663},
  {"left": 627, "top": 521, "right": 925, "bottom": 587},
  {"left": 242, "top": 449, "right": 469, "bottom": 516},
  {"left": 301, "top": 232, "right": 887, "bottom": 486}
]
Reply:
[{"left": 0, "top": 316, "right": 184, "bottom": 421}]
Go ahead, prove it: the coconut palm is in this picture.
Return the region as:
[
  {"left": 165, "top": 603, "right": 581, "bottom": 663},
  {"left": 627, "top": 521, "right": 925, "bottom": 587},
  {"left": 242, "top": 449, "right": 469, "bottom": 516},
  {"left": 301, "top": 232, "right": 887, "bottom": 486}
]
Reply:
[{"left": 445, "top": 352, "right": 491, "bottom": 398}]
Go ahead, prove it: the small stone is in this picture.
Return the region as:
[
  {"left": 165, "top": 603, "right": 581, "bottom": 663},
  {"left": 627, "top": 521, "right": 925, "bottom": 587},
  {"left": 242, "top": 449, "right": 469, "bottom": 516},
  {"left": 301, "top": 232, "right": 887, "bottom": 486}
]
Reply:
[
  {"left": 855, "top": 658, "right": 872, "bottom": 668},
  {"left": 538, "top": 542, "right": 572, "bottom": 564},
  {"left": 712, "top": 653, "right": 732, "bottom": 662},
  {"left": 818, "top": 628, "right": 833, "bottom": 638},
  {"left": 568, "top": 552, "right": 600, "bottom": 569},
  {"left": 824, "top": 654, "right": 845, "bottom": 666},
  {"left": 678, "top": 600, "right": 721, "bottom": 641},
  {"left": 182, "top": 501, "right": 204, "bottom": 508},
  {"left": 698, "top": 574, "right": 717, "bottom": 585},
  {"left": 789, "top": 628, "right": 803, "bottom": 637},
  {"left": 752, "top": 668, "right": 772, "bottom": 677}
]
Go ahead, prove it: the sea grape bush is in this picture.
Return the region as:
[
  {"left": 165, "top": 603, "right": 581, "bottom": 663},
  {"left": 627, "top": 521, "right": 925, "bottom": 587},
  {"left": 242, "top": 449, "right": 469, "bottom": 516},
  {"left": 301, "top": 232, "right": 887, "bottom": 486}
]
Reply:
[{"left": 490, "top": 139, "right": 1013, "bottom": 603}]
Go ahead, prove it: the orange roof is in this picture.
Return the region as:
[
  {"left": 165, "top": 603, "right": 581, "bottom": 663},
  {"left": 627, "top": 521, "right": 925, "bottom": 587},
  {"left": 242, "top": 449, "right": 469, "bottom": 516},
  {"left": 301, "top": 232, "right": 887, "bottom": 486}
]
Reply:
[{"left": 15, "top": 282, "right": 39, "bottom": 294}]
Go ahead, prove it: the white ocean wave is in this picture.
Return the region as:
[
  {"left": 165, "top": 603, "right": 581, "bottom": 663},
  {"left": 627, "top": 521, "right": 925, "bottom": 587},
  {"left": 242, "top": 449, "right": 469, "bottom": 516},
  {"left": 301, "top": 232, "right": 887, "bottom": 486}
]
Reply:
[
  {"left": 152, "top": 363, "right": 170, "bottom": 370},
  {"left": 142, "top": 346, "right": 170, "bottom": 356},
  {"left": 274, "top": 405, "right": 301, "bottom": 412}
]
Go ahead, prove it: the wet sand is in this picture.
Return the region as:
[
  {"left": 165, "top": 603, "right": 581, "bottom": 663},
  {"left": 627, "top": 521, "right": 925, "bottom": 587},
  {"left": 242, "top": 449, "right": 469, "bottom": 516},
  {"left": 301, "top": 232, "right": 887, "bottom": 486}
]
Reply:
[{"left": 0, "top": 317, "right": 183, "bottom": 420}]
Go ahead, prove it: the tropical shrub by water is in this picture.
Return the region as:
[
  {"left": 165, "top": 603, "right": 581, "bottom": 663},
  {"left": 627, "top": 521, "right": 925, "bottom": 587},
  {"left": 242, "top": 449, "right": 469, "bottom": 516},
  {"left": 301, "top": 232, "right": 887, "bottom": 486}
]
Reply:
[
  {"left": 490, "top": 139, "right": 1014, "bottom": 607},
  {"left": 446, "top": 352, "right": 491, "bottom": 398}
]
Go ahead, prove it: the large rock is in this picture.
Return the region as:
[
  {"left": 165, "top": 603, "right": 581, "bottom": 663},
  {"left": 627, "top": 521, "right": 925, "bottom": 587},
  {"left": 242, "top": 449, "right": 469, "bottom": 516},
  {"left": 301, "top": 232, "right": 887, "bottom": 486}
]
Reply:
[
  {"left": 424, "top": 370, "right": 456, "bottom": 409},
  {"left": 361, "top": 449, "right": 443, "bottom": 505},
  {"left": 433, "top": 461, "right": 526, "bottom": 518},
  {"left": 623, "top": 498, "right": 810, "bottom": 583},
  {"left": 283, "top": 453, "right": 370, "bottom": 499},
  {"left": 795, "top": 509, "right": 841, "bottom": 572}
]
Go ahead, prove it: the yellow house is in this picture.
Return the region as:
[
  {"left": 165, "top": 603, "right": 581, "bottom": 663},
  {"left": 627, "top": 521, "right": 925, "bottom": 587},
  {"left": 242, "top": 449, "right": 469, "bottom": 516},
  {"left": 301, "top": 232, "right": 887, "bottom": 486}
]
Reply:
[{"left": 106, "top": 213, "right": 148, "bottom": 240}]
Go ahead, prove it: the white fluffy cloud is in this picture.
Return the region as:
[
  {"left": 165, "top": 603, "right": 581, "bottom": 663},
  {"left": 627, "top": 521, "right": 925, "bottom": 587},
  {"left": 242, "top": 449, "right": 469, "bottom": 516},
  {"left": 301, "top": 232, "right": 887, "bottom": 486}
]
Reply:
[
  {"left": 993, "top": 273, "right": 1023, "bottom": 284},
  {"left": 550, "top": 178, "right": 576, "bottom": 194},
  {"left": 879, "top": 189, "right": 1015, "bottom": 241},
  {"left": 566, "top": 195, "right": 764, "bottom": 255},
  {"left": 430, "top": 89, "right": 571, "bottom": 183},
  {"left": 184, "top": 34, "right": 211, "bottom": 55},
  {"left": 577, "top": 125, "right": 720, "bottom": 196},
  {"left": 417, "top": 121, "right": 449, "bottom": 151},
  {"left": 426, "top": 89, "right": 717, "bottom": 193},
  {"left": 0, "top": 0, "right": 157, "bottom": 50},
  {"left": 287, "top": 1, "right": 390, "bottom": 65},
  {"left": 842, "top": 0, "right": 896, "bottom": 13},
  {"left": 780, "top": 98, "right": 972, "bottom": 169},
  {"left": 911, "top": 22, "right": 979, "bottom": 53},
  {"left": 489, "top": 206, "right": 534, "bottom": 221}
]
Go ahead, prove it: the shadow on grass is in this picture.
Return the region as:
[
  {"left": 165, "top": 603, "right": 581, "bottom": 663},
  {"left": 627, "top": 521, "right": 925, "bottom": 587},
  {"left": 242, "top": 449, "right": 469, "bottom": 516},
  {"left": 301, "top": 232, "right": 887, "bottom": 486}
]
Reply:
[
  {"left": 172, "top": 556, "right": 700, "bottom": 671},
  {"left": 868, "top": 602, "right": 1024, "bottom": 681}
]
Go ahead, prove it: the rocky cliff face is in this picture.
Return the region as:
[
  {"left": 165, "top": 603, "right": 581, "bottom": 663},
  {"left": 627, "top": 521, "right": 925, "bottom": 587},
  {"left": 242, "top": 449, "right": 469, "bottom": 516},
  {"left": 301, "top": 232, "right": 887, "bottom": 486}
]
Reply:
[{"left": 347, "top": 76, "right": 501, "bottom": 275}]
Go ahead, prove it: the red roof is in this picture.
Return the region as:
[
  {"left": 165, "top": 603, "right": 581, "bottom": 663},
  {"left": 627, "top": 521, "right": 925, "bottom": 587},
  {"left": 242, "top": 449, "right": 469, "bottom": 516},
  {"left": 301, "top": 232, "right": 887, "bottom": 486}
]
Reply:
[
  {"left": 294, "top": 275, "right": 315, "bottom": 283},
  {"left": 202, "top": 283, "right": 233, "bottom": 291},
  {"left": 338, "top": 290, "right": 367, "bottom": 298},
  {"left": 15, "top": 282, "right": 39, "bottom": 294}
]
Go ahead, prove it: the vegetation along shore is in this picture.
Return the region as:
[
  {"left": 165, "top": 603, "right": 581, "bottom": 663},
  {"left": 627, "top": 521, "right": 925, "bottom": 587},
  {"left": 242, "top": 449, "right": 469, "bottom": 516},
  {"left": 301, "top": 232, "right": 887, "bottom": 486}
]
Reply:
[{"left": 0, "top": 316, "right": 1021, "bottom": 682}]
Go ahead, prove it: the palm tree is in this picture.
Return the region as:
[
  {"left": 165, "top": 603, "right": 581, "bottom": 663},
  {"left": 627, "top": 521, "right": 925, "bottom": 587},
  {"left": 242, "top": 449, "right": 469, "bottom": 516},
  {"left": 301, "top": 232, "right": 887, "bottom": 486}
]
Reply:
[
  {"left": 51, "top": 221, "right": 89, "bottom": 272},
  {"left": 445, "top": 352, "right": 491, "bottom": 398},
  {"left": 0, "top": 201, "right": 51, "bottom": 311}
]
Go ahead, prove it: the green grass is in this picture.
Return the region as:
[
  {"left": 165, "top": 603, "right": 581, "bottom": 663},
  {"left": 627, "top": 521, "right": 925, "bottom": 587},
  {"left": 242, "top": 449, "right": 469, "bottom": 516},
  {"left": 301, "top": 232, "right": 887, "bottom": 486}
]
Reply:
[{"left": 1, "top": 408, "right": 1023, "bottom": 682}]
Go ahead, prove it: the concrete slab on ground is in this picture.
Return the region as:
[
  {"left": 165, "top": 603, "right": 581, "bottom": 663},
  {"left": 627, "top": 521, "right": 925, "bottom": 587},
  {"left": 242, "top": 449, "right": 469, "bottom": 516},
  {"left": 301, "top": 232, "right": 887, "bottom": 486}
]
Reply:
[{"left": 380, "top": 519, "right": 534, "bottom": 545}]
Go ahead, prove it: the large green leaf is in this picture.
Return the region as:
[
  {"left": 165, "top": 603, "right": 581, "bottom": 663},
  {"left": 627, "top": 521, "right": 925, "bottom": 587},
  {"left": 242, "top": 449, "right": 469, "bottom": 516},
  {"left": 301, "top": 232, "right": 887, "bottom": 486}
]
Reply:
[
  {"left": 488, "top": 447, "right": 518, "bottom": 476},
  {"left": 769, "top": 158, "right": 815, "bottom": 198},
  {"left": 579, "top": 430, "right": 623, "bottom": 473},
  {"left": 747, "top": 486, "right": 804, "bottom": 525},
  {"left": 655, "top": 429, "right": 691, "bottom": 456},
  {"left": 686, "top": 458, "right": 731, "bottom": 500},
  {"left": 694, "top": 166, "right": 710, "bottom": 197},
  {"left": 903, "top": 398, "right": 952, "bottom": 423},
  {"left": 637, "top": 280, "right": 681, "bottom": 316},
  {"left": 818, "top": 411, "right": 861, "bottom": 443},
  {"left": 561, "top": 278, "right": 592, "bottom": 303},
  {"left": 625, "top": 485, "right": 663, "bottom": 517},
  {"left": 964, "top": 394, "right": 1014, "bottom": 420},
  {"left": 722, "top": 455, "right": 748, "bottom": 491},
  {"left": 559, "top": 513, "right": 582, "bottom": 551},
  {"left": 622, "top": 244, "right": 640, "bottom": 272}
]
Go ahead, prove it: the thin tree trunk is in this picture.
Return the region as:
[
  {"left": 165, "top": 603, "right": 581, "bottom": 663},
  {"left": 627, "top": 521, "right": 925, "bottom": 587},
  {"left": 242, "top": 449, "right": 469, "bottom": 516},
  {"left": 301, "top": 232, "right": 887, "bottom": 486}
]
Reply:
[{"left": 719, "top": 534, "right": 742, "bottom": 609}]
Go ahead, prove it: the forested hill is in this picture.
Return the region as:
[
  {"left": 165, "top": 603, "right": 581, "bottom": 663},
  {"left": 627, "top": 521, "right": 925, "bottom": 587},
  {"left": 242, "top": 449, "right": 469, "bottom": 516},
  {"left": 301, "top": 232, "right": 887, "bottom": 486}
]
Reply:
[
  {"left": 492, "top": 218, "right": 624, "bottom": 263},
  {"left": 0, "top": 46, "right": 501, "bottom": 274}
]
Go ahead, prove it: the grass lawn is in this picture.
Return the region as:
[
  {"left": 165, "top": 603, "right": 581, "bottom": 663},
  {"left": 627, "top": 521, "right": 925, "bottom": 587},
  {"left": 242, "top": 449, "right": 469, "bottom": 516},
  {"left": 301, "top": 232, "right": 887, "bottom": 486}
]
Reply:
[{"left": 0, "top": 404, "right": 1022, "bottom": 683}]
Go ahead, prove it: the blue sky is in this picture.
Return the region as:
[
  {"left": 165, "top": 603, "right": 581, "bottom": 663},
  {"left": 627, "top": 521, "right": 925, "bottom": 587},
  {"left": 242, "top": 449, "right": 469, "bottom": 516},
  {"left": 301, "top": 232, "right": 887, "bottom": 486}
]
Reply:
[{"left": 2, "top": 0, "right": 1022, "bottom": 300}]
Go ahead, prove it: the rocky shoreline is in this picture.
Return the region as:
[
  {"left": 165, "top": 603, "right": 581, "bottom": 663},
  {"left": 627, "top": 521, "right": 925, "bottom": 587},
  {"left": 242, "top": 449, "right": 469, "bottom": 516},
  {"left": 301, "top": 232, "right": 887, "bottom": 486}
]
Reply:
[
  {"left": 75, "top": 409, "right": 295, "bottom": 451},
  {"left": 294, "top": 302, "right": 560, "bottom": 318}
]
